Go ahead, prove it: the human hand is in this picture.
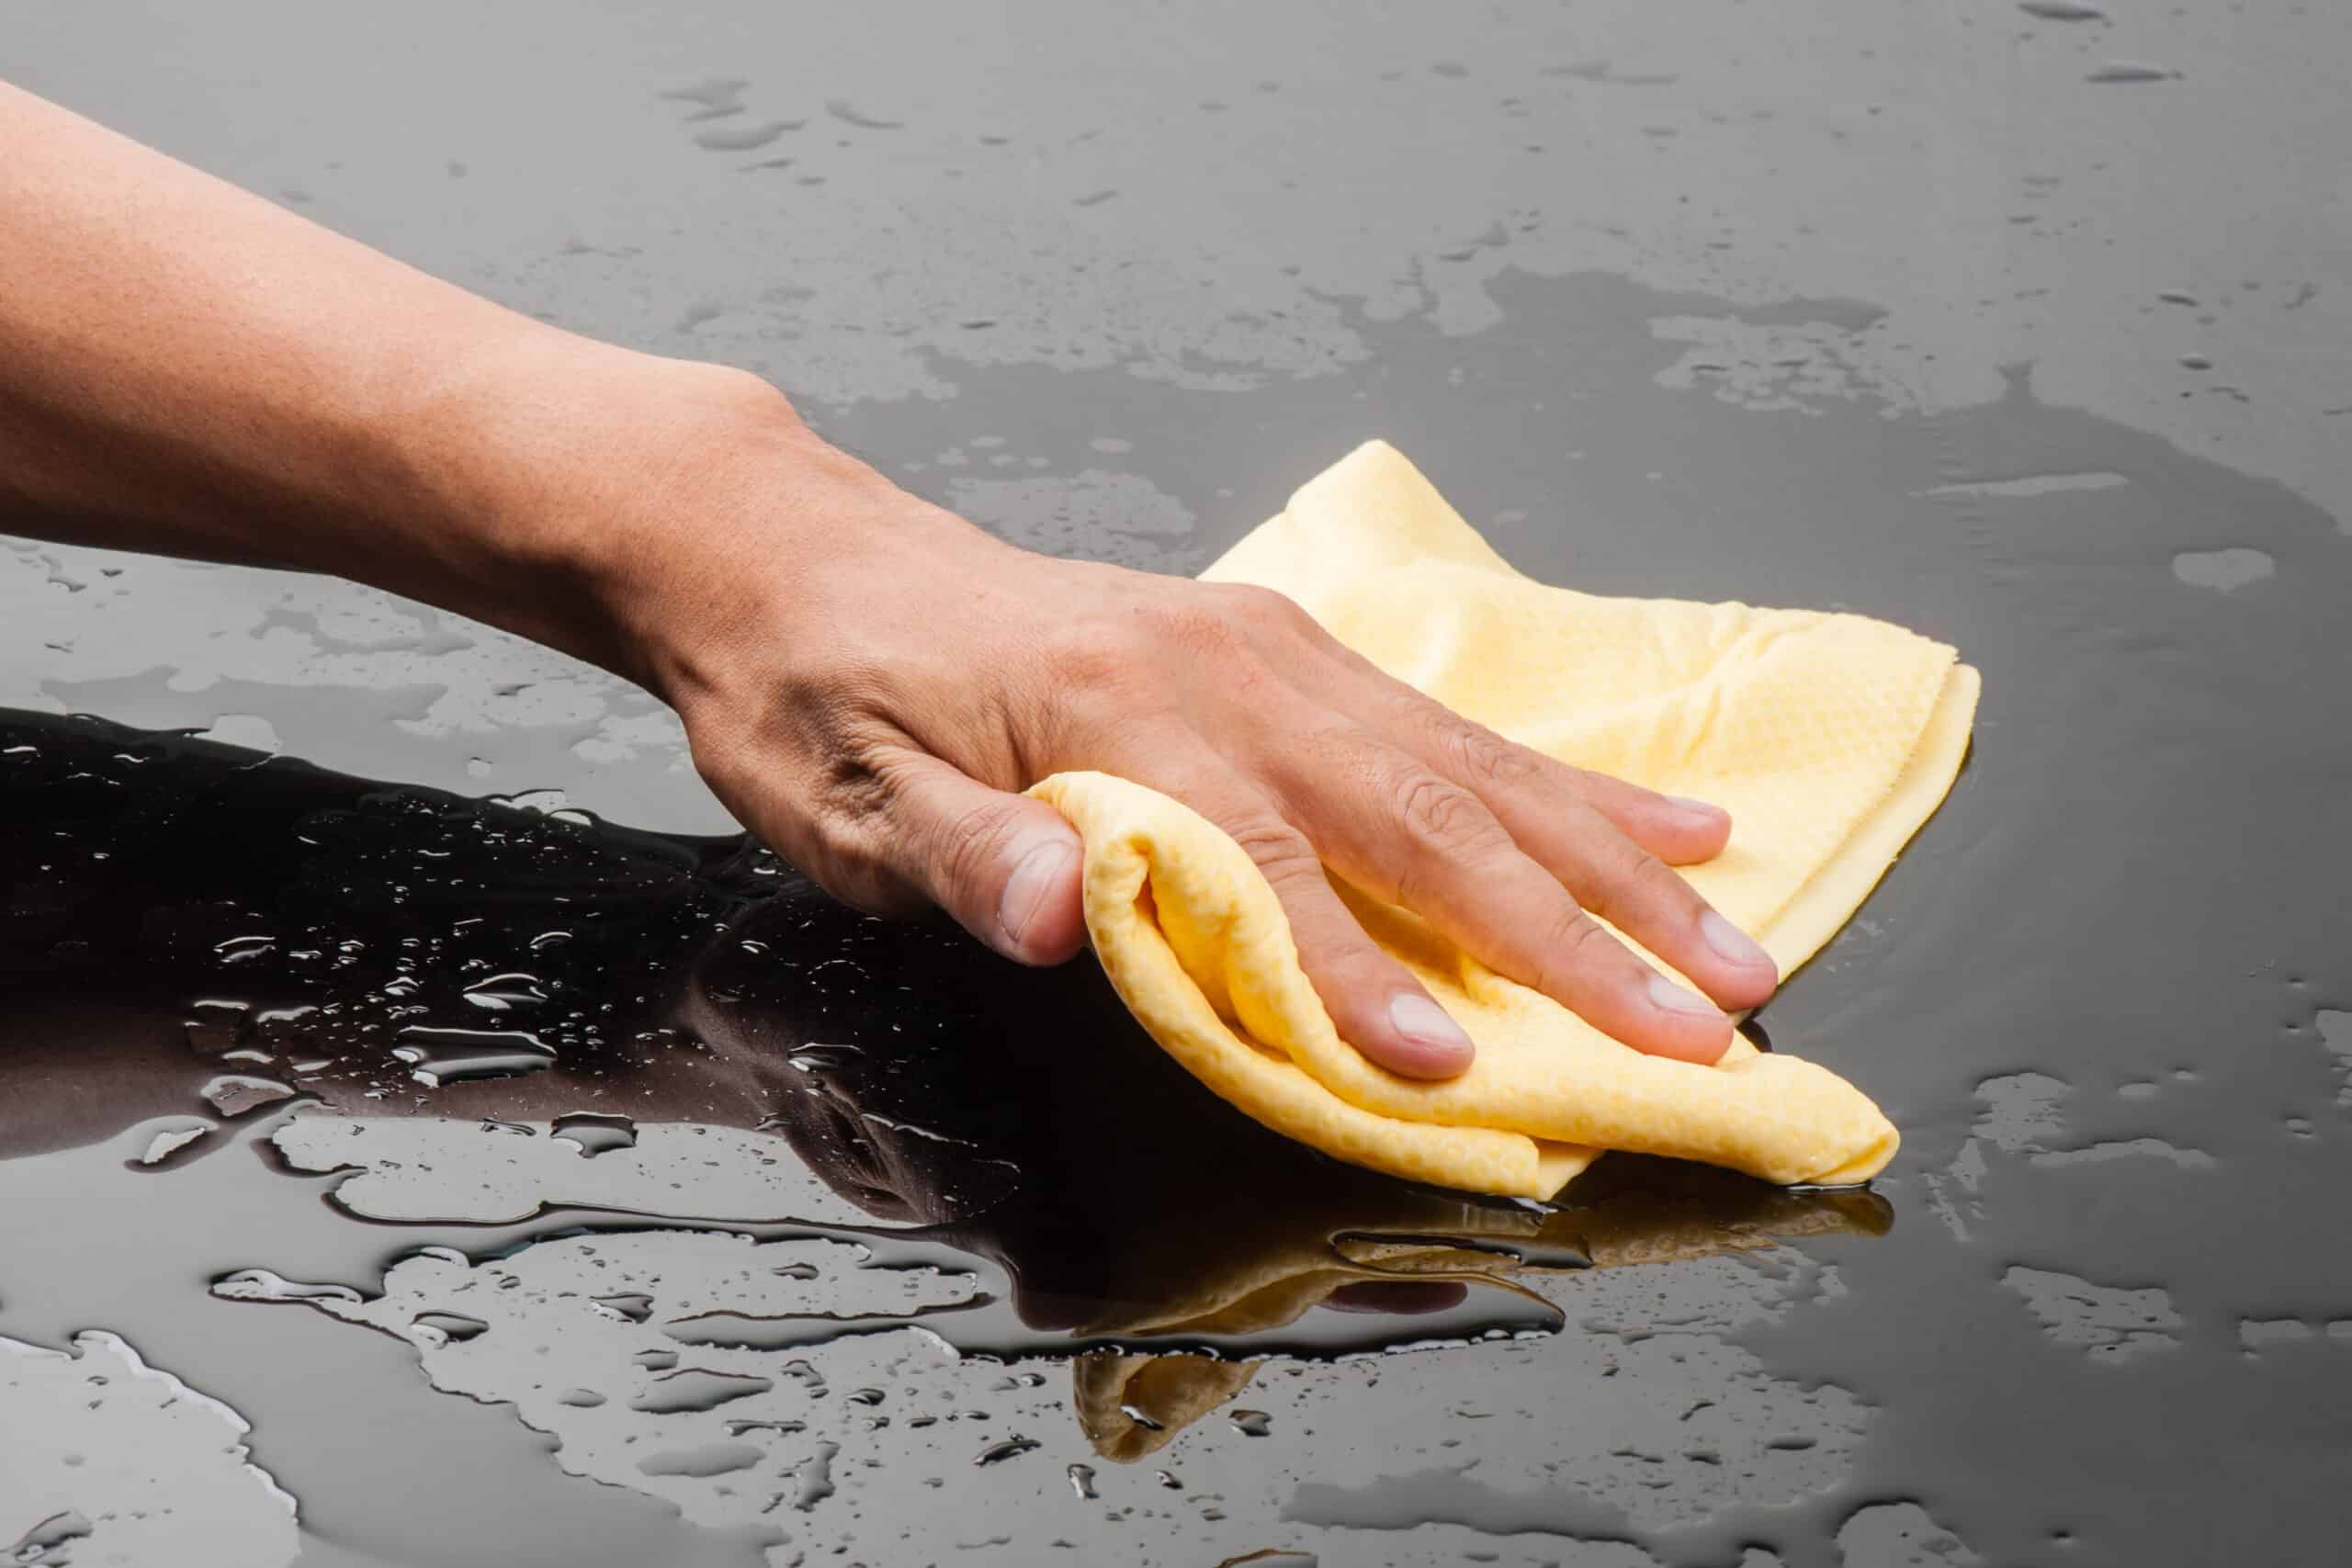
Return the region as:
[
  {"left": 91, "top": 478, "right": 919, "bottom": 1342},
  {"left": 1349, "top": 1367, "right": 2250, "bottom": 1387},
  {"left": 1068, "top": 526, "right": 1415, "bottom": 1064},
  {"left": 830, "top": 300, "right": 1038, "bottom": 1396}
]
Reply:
[
  {"left": 567, "top": 375, "right": 1777, "bottom": 1081},
  {"left": 0, "top": 80, "right": 1770, "bottom": 1081}
]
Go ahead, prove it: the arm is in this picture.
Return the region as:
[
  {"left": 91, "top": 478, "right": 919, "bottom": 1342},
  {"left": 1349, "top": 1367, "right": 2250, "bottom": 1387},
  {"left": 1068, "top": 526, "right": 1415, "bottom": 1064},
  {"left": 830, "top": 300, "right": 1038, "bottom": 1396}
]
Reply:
[{"left": 0, "top": 80, "right": 1780, "bottom": 1076}]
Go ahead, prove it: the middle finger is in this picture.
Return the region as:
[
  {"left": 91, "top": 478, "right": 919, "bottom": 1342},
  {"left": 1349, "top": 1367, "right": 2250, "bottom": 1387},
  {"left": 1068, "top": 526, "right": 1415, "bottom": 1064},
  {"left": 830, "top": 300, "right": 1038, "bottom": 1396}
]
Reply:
[{"left": 1261, "top": 723, "right": 1736, "bottom": 1064}]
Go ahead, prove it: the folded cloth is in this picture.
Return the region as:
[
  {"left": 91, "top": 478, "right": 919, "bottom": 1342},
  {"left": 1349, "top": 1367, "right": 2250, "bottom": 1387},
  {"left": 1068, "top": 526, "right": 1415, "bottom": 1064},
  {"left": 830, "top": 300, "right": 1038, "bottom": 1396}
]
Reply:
[{"left": 1031, "top": 442, "right": 1977, "bottom": 1199}]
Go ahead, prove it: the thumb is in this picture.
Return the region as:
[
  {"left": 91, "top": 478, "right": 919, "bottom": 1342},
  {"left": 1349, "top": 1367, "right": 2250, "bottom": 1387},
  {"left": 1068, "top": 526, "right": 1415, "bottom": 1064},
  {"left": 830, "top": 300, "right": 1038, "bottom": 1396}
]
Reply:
[{"left": 883, "top": 754, "right": 1087, "bottom": 965}]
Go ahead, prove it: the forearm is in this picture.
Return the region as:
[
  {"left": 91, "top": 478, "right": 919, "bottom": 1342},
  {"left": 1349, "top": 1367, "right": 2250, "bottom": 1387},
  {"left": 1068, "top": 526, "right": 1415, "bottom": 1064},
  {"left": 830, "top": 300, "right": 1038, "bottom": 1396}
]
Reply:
[
  {"left": 0, "top": 82, "right": 1777, "bottom": 1077},
  {"left": 0, "top": 78, "right": 858, "bottom": 682}
]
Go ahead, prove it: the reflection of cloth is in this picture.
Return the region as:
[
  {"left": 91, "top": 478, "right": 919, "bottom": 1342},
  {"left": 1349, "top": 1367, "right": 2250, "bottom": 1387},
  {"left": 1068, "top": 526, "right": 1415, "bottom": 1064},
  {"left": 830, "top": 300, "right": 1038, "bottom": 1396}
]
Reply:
[
  {"left": 1074, "top": 1354, "right": 1259, "bottom": 1463},
  {"left": 1035, "top": 442, "right": 1977, "bottom": 1198},
  {"left": 1077, "top": 1177, "right": 1887, "bottom": 1341},
  {"left": 1069, "top": 1175, "right": 1890, "bottom": 1460}
]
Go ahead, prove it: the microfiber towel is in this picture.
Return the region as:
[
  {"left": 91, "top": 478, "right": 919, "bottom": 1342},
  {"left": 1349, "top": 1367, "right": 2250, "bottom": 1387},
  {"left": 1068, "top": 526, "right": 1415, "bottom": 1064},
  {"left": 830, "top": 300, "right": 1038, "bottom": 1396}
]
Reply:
[{"left": 1031, "top": 442, "right": 1978, "bottom": 1199}]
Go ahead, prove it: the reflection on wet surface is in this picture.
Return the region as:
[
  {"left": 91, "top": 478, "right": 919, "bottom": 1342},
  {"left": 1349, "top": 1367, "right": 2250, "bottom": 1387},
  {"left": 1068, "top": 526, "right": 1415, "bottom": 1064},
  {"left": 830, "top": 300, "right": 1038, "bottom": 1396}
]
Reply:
[
  {"left": 6, "top": 484, "right": 2352, "bottom": 1560},
  {"left": 2, "top": 713, "right": 1894, "bottom": 1563},
  {"left": 5, "top": 0, "right": 2351, "bottom": 1562}
]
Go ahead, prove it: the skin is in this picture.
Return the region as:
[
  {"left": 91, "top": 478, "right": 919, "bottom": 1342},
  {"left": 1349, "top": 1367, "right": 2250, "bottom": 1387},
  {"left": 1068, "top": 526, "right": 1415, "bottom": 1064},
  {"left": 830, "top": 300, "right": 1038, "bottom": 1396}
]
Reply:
[{"left": 0, "top": 79, "right": 1779, "bottom": 1080}]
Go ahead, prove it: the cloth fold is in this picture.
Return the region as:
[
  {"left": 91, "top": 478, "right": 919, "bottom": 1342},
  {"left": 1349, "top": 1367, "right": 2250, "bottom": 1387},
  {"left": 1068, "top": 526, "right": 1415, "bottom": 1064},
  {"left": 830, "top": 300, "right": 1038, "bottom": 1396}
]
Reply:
[{"left": 1032, "top": 442, "right": 1976, "bottom": 1199}]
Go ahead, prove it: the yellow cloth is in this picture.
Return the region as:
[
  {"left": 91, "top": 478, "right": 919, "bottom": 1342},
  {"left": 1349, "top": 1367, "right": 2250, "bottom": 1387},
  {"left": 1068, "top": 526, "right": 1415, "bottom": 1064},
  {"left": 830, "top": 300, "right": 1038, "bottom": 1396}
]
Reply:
[{"left": 1031, "top": 442, "right": 1977, "bottom": 1199}]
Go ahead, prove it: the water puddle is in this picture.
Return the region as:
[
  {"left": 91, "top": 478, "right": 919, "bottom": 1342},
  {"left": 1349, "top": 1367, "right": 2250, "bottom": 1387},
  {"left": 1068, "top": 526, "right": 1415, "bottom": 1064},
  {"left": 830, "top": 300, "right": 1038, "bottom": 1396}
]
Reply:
[{"left": 6, "top": 233, "right": 2349, "bottom": 1563}]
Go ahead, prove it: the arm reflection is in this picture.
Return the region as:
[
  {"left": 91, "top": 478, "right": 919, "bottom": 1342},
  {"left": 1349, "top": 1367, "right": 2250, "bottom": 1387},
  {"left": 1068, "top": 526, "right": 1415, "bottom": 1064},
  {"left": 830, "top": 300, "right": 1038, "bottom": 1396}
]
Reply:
[{"left": 2, "top": 709, "right": 1888, "bottom": 1458}]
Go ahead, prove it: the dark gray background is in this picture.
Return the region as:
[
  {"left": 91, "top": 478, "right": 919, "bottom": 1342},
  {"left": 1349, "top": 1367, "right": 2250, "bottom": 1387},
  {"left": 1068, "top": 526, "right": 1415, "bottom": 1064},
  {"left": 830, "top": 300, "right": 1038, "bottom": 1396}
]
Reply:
[{"left": 3, "top": 3, "right": 2348, "bottom": 1565}]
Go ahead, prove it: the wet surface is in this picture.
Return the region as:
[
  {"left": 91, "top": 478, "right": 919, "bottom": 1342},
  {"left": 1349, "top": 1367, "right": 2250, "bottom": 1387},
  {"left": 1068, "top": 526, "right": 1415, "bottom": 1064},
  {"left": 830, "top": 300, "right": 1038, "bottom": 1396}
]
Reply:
[{"left": 4, "top": 3, "right": 2349, "bottom": 1565}]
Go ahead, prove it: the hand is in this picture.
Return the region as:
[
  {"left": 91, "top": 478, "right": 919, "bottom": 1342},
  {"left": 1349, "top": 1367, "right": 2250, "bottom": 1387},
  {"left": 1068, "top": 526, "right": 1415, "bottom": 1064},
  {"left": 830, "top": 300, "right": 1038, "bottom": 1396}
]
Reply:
[
  {"left": 0, "top": 81, "right": 1773, "bottom": 1080},
  {"left": 572, "top": 376, "right": 1779, "bottom": 1080}
]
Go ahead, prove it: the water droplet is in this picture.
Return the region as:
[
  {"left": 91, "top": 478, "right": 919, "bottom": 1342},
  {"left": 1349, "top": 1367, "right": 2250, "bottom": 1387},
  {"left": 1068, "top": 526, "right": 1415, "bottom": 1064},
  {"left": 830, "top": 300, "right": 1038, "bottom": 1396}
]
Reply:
[
  {"left": 693, "top": 119, "right": 799, "bottom": 152},
  {"left": 1068, "top": 1462, "right": 1099, "bottom": 1500},
  {"left": 133, "top": 1119, "right": 214, "bottom": 1167},
  {"left": 593, "top": 1292, "right": 655, "bottom": 1324},
  {"left": 390, "top": 1026, "right": 553, "bottom": 1086},
  {"left": 825, "top": 99, "right": 903, "bottom": 130},
  {"left": 2086, "top": 61, "right": 2176, "bottom": 83},
  {"left": 628, "top": 1370, "right": 775, "bottom": 1415},
  {"left": 211, "top": 1269, "right": 364, "bottom": 1306},
  {"left": 974, "top": 1435, "right": 1040, "bottom": 1465},
  {"left": 548, "top": 1111, "right": 638, "bottom": 1157},
  {"left": 791, "top": 1440, "right": 840, "bottom": 1510},
  {"left": 2172, "top": 548, "right": 2276, "bottom": 593},
  {"left": 657, "top": 78, "right": 750, "bottom": 114},
  {"left": 2018, "top": 1, "right": 2106, "bottom": 18},
  {"left": 413, "top": 1311, "right": 489, "bottom": 1345},
  {"left": 636, "top": 1440, "right": 763, "bottom": 1479},
  {"left": 786, "top": 1044, "right": 861, "bottom": 1074},
  {"left": 1918, "top": 472, "right": 2127, "bottom": 500},
  {"left": 487, "top": 787, "right": 572, "bottom": 816},
  {"left": 1230, "top": 1409, "right": 1273, "bottom": 1437},
  {"left": 199, "top": 1073, "right": 295, "bottom": 1116},
  {"left": 462, "top": 972, "right": 549, "bottom": 1011},
  {"left": 8, "top": 1511, "right": 94, "bottom": 1562}
]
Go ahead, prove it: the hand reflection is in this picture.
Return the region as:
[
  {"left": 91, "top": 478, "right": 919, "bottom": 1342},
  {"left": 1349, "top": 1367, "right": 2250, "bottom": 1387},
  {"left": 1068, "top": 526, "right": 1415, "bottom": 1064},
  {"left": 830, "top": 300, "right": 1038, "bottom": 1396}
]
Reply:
[{"left": 3, "top": 708, "right": 1888, "bottom": 1460}]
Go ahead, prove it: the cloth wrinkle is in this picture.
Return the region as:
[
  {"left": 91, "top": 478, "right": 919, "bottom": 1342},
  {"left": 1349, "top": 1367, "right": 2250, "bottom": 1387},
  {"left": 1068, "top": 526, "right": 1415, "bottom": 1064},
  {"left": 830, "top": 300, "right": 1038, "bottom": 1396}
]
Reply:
[{"left": 1032, "top": 442, "right": 1977, "bottom": 1198}]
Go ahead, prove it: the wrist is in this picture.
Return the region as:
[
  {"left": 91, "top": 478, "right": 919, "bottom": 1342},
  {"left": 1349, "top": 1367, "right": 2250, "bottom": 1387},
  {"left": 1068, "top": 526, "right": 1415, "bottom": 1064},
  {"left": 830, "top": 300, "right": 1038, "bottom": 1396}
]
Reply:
[{"left": 406, "top": 330, "right": 880, "bottom": 693}]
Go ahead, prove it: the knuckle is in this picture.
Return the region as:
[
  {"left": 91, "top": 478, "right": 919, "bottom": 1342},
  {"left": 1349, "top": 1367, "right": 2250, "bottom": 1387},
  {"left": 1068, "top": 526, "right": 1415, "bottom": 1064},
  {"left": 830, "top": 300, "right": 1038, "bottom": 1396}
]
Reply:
[
  {"left": 801, "top": 773, "right": 891, "bottom": 874},
  {"left": 685, "top": 722, "right": 859, "bottom": 881},
  {"left": 1215, "top": 581, "right": 1314, "bottom": 633},
  {"left": 1147, "top": 596, "right": 1248, "bottom": 659},
  {"left": 1028, "top": 662, "right": 1170, "bottom": 764},
  {"left": 1579, "top": 834, "right": 1680, "bottom": 925},
  {"left": 1389, "top": 771, "right": 1502, "bottom": 854},
  {"left": 1052, "top": 679, "right": 1139, "bottom": 736},
  {"left": 929, "top": 793, "right": 1032, "bottom": 905},
  {"left": 1535, "top": 901, "right": 1617, "bottom": 989},
  {"left": 1227, "top": 814, "right": 1323, "bottom": 886},
  {"left": 1040, "top": 621, "right": 1141, "bottom": 697},
  {"left": 1143, "top": 595, "right": 1286, "bottom": 701},
  {"left": 808, "top": 724, "right": 899, "bottom": 826},
  {"left": 1442, "top": 720, "right": 1544, "bottom": 795},
  {"left": 1047, "top": 595, "right": 1286, "bottom": 710}
]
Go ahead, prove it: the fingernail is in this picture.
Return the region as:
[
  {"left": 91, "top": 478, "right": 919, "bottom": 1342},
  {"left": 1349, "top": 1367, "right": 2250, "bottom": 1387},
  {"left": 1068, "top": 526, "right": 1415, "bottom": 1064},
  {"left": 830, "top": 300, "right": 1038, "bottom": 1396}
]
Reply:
[
  {"left": 997, "top": 840, "right": 1077, "bottom": 951},
  {"left": 1700, "top": 909, "right": 1776, "bottom": 973},
  {"left": 1647, "top": 974, "right": 1724, "bottom": 1018},
  {"left": 1387, "top": 991, "right": 1475, "bottom": 1057},
  {"left": 1666, "top": 794, "right": 1728, "bottom": 822}
]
